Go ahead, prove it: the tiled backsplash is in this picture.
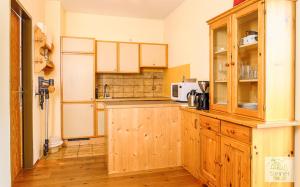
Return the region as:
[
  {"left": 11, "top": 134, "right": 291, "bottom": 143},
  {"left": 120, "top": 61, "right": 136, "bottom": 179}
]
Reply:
[{"left": 96, "top": 70, "right": 164, "bottom": 98}]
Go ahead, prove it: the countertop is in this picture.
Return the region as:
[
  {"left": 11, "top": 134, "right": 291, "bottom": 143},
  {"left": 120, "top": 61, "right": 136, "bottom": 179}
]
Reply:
[
  {"left": 96, "top": 97, "right": 171, "bottom": 102},
  {"left": 104, "top": 100, "right": 181, "bottom": 109},
  {"left": 181, "top": 107, "right": 299, "bottom": 128}
]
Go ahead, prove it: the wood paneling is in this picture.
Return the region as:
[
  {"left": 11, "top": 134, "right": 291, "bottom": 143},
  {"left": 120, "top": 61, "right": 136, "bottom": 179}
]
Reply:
[
  {"left": 106, "top": 106, "right": 181, "bottom": 175},
  {"left": 162, "top": 64, "right": 190, "bottom": 97},
  {"left": 181, "top": 110, "right": 201, "bottom": 179},
  {"left": 10, "top": 10, "right": 22, "bottom": 182},
  {"left": 251, "top": 127, "right": 294, "bottom": 187}
]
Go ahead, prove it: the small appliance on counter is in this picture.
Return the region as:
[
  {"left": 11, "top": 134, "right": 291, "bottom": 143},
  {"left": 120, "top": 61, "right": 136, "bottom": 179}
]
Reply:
[
  {"left": 197, "top": 81, "right": 210, "bottom": 110},
  {"left": 187, "top": 90, "right": 198, "bottom": 108},
  {"left": 171, "top": 82, "right": 200, "bottom": 102}
]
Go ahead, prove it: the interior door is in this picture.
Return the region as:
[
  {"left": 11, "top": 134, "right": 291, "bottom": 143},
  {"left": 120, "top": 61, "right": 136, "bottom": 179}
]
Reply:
[
  {"left": 10, "top": 9, "right": 23, "bottom": 181},
  {"left": 231, "top": 2, "right": 264, "bottom": 119},
  {"left": 209, "top": 16, "right": 232, "bottom": 113}
]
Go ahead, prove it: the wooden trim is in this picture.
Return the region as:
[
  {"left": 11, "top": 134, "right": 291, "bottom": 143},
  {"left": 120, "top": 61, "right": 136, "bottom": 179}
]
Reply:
[
  {"left": 207, "top": 0, "right": 262, "bottom": 24},
  {"left": 96, "top": 39, "right": 168, "bottom": 45},
  {"left": 61, "top": 51, "right": 95, "bottom": 55},
  {"left": 209, "top": 16, "right": 232, "bottom": 113},
  {"left": 108, "top": 166, "right": 183, "bottom": 178}
]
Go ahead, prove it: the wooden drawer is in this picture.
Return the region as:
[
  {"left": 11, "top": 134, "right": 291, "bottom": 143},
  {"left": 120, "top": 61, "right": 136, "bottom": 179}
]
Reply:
[
  {"left": 221, "top": 121, "right": 251, "bottom": 144},
  {"left": 200, "top": 116, "right": 220, "bottom": 132}
]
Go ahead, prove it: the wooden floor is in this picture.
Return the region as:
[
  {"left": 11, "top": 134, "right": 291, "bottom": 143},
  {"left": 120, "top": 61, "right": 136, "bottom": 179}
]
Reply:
[{"left": 13, "top": 156, "right": 201, "bottom": 187}]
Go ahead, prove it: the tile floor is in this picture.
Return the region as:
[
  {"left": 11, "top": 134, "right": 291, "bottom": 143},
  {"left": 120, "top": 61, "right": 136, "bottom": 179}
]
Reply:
[{"left": 45, "top": 138, "right": 105, "bottom": 160}]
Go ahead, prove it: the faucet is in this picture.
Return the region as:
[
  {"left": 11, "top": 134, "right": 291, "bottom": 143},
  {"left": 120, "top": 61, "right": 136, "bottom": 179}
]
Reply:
[{"left": 103, "top": 84, "right": 110, "bottom": 98}]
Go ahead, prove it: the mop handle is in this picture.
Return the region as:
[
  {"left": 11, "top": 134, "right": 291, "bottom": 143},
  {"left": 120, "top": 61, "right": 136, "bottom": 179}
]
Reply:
[{"left": 45, "top": 98, "right": 49, "bottom": 140}]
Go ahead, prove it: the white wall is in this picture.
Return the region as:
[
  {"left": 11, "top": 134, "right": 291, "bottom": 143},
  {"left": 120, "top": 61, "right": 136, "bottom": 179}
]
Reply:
[
  {"left": 164, "top": 0, "right": 232, "bottom": 80},
  {"left": 295, "top": 1, "right": 300, "bottom": 186},
  {"left": 64, "top": 11, "right": 164, "bottom": 43},
  {"left": 44, "top": 0, "right": 64, "bottom": 145},
  {"left": 0, "top": 0, "right": 12, "bottom": 186}
]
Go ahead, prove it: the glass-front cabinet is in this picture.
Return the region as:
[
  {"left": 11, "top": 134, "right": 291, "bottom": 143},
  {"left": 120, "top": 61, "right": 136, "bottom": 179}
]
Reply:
[
  {"left": 209, "top": 2, "right": 264, "bottom": 119},
  {"left": 210, "top": 17, "right": 232, "bottom": 113}
]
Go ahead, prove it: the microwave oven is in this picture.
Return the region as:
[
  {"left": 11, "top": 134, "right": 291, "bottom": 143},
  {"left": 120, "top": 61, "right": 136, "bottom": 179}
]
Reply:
[{"left": 171, "top": 82, "right": 200, "bottom": 102}]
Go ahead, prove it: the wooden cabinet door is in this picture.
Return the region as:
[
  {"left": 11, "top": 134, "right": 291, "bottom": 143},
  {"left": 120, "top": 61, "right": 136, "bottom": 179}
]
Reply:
[
  {"left": 97, "top": 110, "right": 105, "bottom": 136},
  {"left": 62, "top": 54, "right": 95, "bottom": 101},
  {"left": 140, "top": 44, "right": 168, "bottom": 68},
  {"left": 182, "top": 110, "right": 201, "bottom": 179},
  {"left": 221, "top": 136, "right": 251, "bottom": 187},
  {"left": 231, "top": 2, "right": 264, "bottom": 119},
  {"left": 209, "top": 16, "right": 232, "bottom": 113},
  {"left": 62, "top": 103, "right": 95, "bottom": 139},
  {"left": 96, "top": 41, "right": 118, "bottom": 73},
  {"left": 61, "top": 37, "right": 95, "bottom": 53},
  {"left": 200, "top": 128, "right": 221, "bottom": 187},
  {"left": 119, "top": 43, "right": 140, "bottom": 73}
]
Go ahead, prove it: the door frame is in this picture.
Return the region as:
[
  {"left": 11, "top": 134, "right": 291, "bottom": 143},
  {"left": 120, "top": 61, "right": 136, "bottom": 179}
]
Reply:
[{"left": 11, "top": 0, "right": 33, "bottom": 171}]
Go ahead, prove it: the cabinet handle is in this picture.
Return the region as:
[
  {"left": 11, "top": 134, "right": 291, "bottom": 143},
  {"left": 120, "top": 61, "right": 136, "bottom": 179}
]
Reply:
[
  {"left": 194, "top": 119, "right": 198, "bottom": 129},
  {"left": 225, "top": 63, "right": 230, "bottom": 67},
  {"left": 231, "top": 62, "right": 235, "bottom": 66}
]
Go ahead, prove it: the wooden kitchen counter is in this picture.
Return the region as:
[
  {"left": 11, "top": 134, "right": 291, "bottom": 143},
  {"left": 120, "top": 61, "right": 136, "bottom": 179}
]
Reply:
[
  {"left": 96, "top": 97, "right": 171, "bottom": 102},
  {"left": 105, "top": 102, "right": 182, "bottom": 175},
  {"left": 104, "top": 100, "right": 180, "bottom": 109},
  {"left": 181, "top": 107, "right": 298, "bottom": 128}
]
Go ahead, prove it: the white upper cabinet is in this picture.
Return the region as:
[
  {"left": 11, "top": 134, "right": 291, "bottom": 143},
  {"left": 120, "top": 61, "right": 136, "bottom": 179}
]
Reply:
[
  {"left": 62, "top": 37, "right": 95, "bottom": 53},
  {"left": 119, "top": 43, "right": 140, "bottom": 73},
  {"left": 62, "top": 54, "right": 95, "bottom": 101},
  {"left": 96, "top": 41, "right": 118, "bottom": 73},
  {"left": 140, "top": 44, "right": 168, "bottom": 68}
]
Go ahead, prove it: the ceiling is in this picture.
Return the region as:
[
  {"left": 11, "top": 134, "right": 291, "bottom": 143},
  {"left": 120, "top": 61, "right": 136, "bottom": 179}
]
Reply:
[{"left": 61, "top": 0, "right": 185, "bottom": 19}]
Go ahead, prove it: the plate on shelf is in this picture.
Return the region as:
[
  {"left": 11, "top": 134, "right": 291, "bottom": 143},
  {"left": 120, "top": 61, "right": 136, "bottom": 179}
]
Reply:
[{"left": 238, "top": 102, "right": 257, "bottom": 109}]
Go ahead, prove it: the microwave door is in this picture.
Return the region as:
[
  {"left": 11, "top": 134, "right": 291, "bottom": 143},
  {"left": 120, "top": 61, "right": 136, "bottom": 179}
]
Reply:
[{"left": 172, "top": 85, "right": 179, "bottom": 98}]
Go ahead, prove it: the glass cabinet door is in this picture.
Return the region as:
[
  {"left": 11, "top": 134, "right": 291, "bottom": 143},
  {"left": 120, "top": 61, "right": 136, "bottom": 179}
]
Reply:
[
  {"left": 232, "top": 3, "right": 264, "bottom": 118},
  {"left": 210, "top": 18, "right": 231, "bottom": 112}
]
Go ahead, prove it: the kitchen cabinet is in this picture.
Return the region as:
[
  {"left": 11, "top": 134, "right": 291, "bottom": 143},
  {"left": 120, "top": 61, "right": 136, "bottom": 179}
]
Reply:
[
  {"left": 96, "top": 41, "right": 118, "bottom": 73},
  {"left": 200, "top": 128, "right": 220, "bottom": 187},
  {"left": 140, "top": 44, "right": 168, "bottom": 68},
  {"left": 208, "top": 0, "right": 295, "bottom": 120},
  {"left": 181, "top": 107, "right": 295, "bottom": 187},
  {"left": 61, "top": 37, "right": 96, "bottom": 139},
  {"left": 61, "top": 37, "right": 95, "bottom": 54},
  {"left": 106, "top": 105, "right": 181, "bottom": 175},
  {"left": 221, "top": 136, "right": 251, "bottom": 187},
  {"left": 62, "top": 54, "right": 95, "bottom": 101},
  {"left": 181, "top": 110, "right": 201, "bottom": 179},
  {"left": 62, "top": 103, "right": 95, "bottom": 139},
  {"left": 118, "top": 43, "right": 140, "bottom": 73}
]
